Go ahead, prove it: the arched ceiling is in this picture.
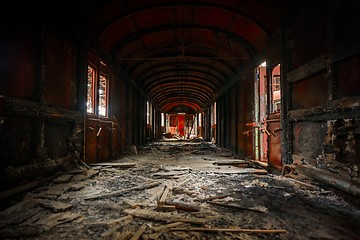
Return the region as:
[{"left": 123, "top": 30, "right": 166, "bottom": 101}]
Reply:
[{"left": 70, "top": 0, "right": 298, "bottom": 113}]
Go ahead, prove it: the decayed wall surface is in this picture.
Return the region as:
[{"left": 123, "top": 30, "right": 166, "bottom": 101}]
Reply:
[
  {"left": 288, "top": 1, "right": 360, "bottom": 170},
  {"left": 0, "top": 12, "right": 149, "bottom": 189}
]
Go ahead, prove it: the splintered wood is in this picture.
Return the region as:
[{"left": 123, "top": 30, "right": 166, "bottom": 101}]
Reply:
[{"left": 3, "top": 141, "right": 357, "bottom": 239}]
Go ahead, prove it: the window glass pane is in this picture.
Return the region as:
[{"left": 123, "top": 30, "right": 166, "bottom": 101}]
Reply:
[
  {"left": 98, "top": 75, "right": 107, "bottom": 117},
  {"left": 86, "top": 66, "right": 95, "bottom": 114}
]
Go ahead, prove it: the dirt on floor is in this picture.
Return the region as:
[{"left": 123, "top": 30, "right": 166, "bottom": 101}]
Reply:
[{"left": 1, "top": 139, "right": 360, "bottom": 240}]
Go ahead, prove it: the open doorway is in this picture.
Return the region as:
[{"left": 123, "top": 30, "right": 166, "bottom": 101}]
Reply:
[
  {"left": 252, "top": 62, "right": 282, "bottom": 168},
  {"left": 254, "top": 61, "right": 268, "bottom": 162},
  {"left": 166, "top": 113, "right": 197, "bottom": 139}
]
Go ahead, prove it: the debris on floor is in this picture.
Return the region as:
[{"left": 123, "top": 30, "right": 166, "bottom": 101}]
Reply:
[{"left": 0, "top": 140, "right": 360, "bottom": 239}]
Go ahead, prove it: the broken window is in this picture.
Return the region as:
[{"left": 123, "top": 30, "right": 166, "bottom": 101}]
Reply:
[
  {"left": 86, "top": 63, "right": 109, "bottom": 117},
  {"left": 271, "top": 64, "right": 281, "bottom": 113},
  {"left": 87, "top": 65, "right": 95, "bottom": 114},
  {"left": 146, "top": 101, "right": 152, "bottom": 125},
  {"left": 98, "top": 74, "right": 108, "bottom": 117}
]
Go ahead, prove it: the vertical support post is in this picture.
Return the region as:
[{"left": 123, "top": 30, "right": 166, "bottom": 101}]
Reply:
[
  {"left": 280, "top": 29, "right": 293, "bottom": 164},
  {"left": 327, "top": 3, "right": 338, "bottom": 102},
  {"left": 36, "top": 20, "right": 48, "bottom": 161}
]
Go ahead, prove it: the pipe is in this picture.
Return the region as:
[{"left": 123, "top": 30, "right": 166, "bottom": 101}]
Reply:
[{"left": 294, "top": 164, "right": 360, "bottom": 197}]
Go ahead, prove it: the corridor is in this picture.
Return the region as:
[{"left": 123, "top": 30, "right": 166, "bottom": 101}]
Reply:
[{"left": 1, "top": 140, "right": 359, "bottom": 239}]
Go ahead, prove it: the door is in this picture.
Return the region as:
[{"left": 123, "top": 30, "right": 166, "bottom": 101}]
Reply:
[
  {"left": 178, "top": 114, "right": 185, "bottom": 137},
  {"left": 266, "top": 64, "right": 282, "bottom": 169},
  {"left": 84, "top": 61, "right": 112, "bottom": 163},
  {"left": 253, "top": 63, "right": 282, "bottom": 169},
  {"left": 253, "top": 63, "right": 268, "bottom": 162}
]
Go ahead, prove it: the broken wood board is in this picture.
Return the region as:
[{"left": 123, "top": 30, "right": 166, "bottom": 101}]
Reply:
[
  {"left": 158, "top": 182, "right": 174, "bottom": 204},
  {"left": 124, "top": 208, "right": 206, "bottom": 225},
  {"left": 207, "top": 201, "right": 268, "bottom": 213},
  {"left": 89, "top": 162, "right": 136, "bottom": 168},
  {"left": 153, "top": 170, "right": 189, "bottom": 179},
  {"left": 0, "top": 200, "right": 42, "bottom": 227},
  {"left": 113, "top": 230, "right": 132, "bottom": 240},
  {"left": 84, "top": 181, "right": 161, "bottom": 200},
  {"left": 213, "top": 160, "right": 248, "bottom": 166},
  {"left": 38, "top": 183, "right": 74, "bottom": 199},
  {"left": 52, "top": 174, "right": 73, "bottom": 184},
  {"left": 153, "top": 222, "right": 188, "bottom": 232},
  {"left": 130, "top": 223, "right": 147, "bottom": 240},
  {"left": 36, "top": 212, "right": 82, "bottom": 228},
  {"left": 163, "top": 166, "right": 192, "bottom": 172},
  {"left": 37, "top": 199, "right": 73, "bottom": 212},
  {"left": 202, "top": 168, "right": 267, "bottom": 175},
  {"left": 165, "top": 200, "right": 201, "bottom": 212},
  {"left": 170, "top": 227, "right": 287, "bottom": 234},
  {"left": 156, "top": 204, "right": 176, "bottom": 212},
  {"left": 285, "top": 176, "right": 318, "bottom": 190}
]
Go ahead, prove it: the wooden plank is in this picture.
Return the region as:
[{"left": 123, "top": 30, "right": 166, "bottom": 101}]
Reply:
[
  {"left": 36, "top": 212, "right": 82, "bottom": 228},
  {"left": 156, "top": 205, "right": 176, "bottom": 212},
  {"left": 287, "top": 54, "right": 327, "bottom": 83},
  {"left": 124, "top": 209, "right": 206, "bottom": 225},
  {"left": 130, "top": 223, "right": 147, "bottom": 240},
  {"left": 84, "top": 181, "right": 161, "bottom": 200},
  {"left": 89, "top": 162, "right": 136, "bottom": 168},
  {"left": 165, "top": 200, "right": 200, "bottom": 212},
  {"left": 53, "top": 175, "right": 73, "bottom": 184},
  {"left": 4, "top": 96, "right": 82, "bottom": 123},
  {"left": 113, "top": 230, "right": 132, "bottom": 240},
  {"left": 153, "top": 171, "right": 189, "bottom": 178},
  {"left": 0, "top": 180, "right": 42, "bottom": 201},
  {"left": 153, "top": 222, "right": 187, "bottom": 232},
  {"left": 158, "top": 182, "right": 174, "bottom": 205},
  {"left": 171, "top": 227, "right": 287, "bottom": 234},
  {"left": 207, "top": 201, "right": 268, "bottom": 213},
  {"left": 213, "top": 160, "right": 248, "bottom": 166},
  {"left": 37, "top": 199, "right": 73, "bottom": 212},
  {"left": 289, "top": 96, "right": 360, "bottom": 122}
]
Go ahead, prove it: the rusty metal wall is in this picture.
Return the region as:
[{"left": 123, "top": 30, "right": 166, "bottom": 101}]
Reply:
[{"left": 291, "top": 73, "right": 328, "bottom": 110}]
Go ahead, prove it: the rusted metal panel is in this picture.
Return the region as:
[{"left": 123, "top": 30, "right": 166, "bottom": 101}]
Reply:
[
  {"left": 338, "top": 54, "right": 360, "bottom": 97},
  {"left": 291, "top": 72, "right": 328, "bottom": 110},
  {"left": 292, "top": 122, "right": 327, "bottom": 159},
  {"left": 2, "top": 20, "right": 38, "bottom": 100},
  {"left": 267, "top": 114, "right": 281, "bottom": 169},
  {"left": 44, "top": 30, "right": 78, "bottom": 110}
]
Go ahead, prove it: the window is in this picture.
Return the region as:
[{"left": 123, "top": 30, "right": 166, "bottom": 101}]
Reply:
[
  {"left": 86, "top": 64, "right": 109, "bottom": 117},
  {"left": 146, "top": 101, "right": 152, "bottom": 125},
  {"left": 271, "top": 64, "right": 281, "bottom": 113},
  {"left": 272, "top": 76, "right": 280, "bottom": 92},
  {"left": 98, "top": 74, "right": 108, "bottom": 117},
  {"left": 87, "top": 65, "right": 95, "bottom": 114}
]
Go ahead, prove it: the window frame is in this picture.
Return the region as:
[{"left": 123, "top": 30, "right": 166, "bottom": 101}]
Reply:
[{"left": 86, "top": 60, "right": 110, "bottom": 119}]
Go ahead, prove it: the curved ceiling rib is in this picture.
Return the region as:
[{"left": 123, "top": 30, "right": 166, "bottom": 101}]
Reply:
[
  {"left": 108, "top": 26, "right": 257, "bottom": 58},
  {"left": 148, "top": 83, "right": 212, "bottom": 103},
  {"left": 143, "top": 73, "right": 219, "bottom": 94},
  {"left": 132, "top": 62, "right": 230, "bottom": 88},
  {"left": 73, "top": 0, "right": 294, "bottom": 113}
]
